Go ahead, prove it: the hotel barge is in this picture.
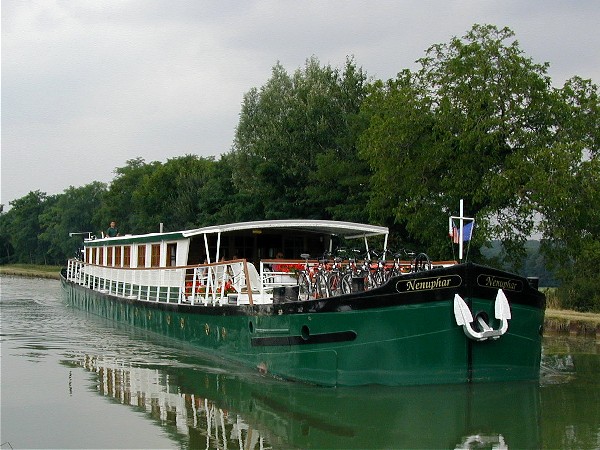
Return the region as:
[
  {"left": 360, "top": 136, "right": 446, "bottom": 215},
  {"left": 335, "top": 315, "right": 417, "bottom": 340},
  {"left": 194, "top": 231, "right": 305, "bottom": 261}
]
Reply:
[{"left": 61, "top": 219, "right": 546, "bottom": 386}]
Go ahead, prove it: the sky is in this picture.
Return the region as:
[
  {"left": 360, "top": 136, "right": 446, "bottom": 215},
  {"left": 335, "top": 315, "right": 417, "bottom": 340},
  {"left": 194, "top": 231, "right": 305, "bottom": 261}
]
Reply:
[{"left": 2, "top": 0, "right": 600, "bottom": 208}]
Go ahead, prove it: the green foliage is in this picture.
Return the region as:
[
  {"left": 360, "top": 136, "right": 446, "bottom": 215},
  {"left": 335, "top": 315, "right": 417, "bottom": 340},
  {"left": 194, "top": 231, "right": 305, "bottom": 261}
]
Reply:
[
  {"left": 1, "top": 191, "right": 50, "bottom": 264},
  {"left": 359, "top": 71, "right": 436, "bottom": 247},
  {"left": 533, "top": 77, "right": 600, "bottom": 246},
  {"left": 0, "top": 185, "right": 107, "bottom": 265},
  {"left": 555, "top": 240, "right": 600, "bottom": 312},
  {"left": 95, "top": 155, "right": 237, "bottom": 233},
  {"left": 130, "top": 155, "right": 215, "bottom": 231},
  {"left": 195, "top": 154, "right": 239, "bottom": 225},
  {"left": 94, "top": 157, "right": 162, "bottom": 235},
  {"left": 2, "top": 24, "right": 598, "bottom": 312},
  {"left": 39, "top": 182, "right": 107, "bottom": 263},
  {"left": 360, "top": 25, "right": 557, "bottom": 261},
  {"left": 231, "top": 57, "right": 371, "bottom": 221},
  {"left": 531, "top": 77, "right": 600, "bottom": 310}
]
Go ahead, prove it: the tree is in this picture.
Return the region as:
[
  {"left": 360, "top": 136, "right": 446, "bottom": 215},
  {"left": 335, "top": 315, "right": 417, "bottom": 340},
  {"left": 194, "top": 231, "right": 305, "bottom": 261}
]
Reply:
[
  {"left": 359, "top": 71, "right": 437, "bottom": 249},
  {"left": 532, "top": 77, "right": 600, "bottom": 310},
  {"left": 195, "top": 154, "right": 240, "bottom": 226},
  {"left": 533, "top": 77, "right": 599, "bottom": 250},
  {"left": 0, "top": 207, "right": 15, "bottom": 263},
  {"left": 38, "top": 182, "right": 107, "bottom": 263},
  {"left": 231, "top": 57, "right": 371, "bottom": 221},
  {"left": 231, "top": 62, "right": 297, "bottom": 219},
  {"left": 131, "top": 155, "right": 218, "bottom": 231},
  {"left": 306, "top": 58, "right": 372, "bottom": 223},
  {"left": 2, "top": 191, "right": 49, "bottom": 263},
  {"left": 360, "top": 24, "right": 556, "bottom": 262},
  {"left": 94, "top": 158, "right": 161, "bottom": 235}
]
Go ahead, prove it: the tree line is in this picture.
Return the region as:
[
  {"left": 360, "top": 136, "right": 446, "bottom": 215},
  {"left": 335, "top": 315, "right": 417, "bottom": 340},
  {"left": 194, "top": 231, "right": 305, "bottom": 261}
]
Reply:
[{"left": 1, "top": 25, "right": 598, "bottom": 311}]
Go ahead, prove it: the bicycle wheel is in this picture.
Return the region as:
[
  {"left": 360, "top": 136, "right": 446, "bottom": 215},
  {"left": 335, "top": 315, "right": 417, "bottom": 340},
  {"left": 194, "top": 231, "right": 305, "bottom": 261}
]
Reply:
[
  {"left": 297, "top": 272, "right": 310, "bottom": 301},
  {"left": 413, "top": 253, "right": 432, "bottom": 272},
  {"left": 364, "top": 273, "right": 373, "bottom": 291},
  {"left": 328, "top": 271, "right": 342, "bottom": 296},
  {"left": 316, "top": 272, "right": 329, "bottom": 298},
  {"left": 341, "top": 273, "right": 352, "bottom": 294},
  {"left": 387, "top": 268, "right": 400, "bottom": 279}
]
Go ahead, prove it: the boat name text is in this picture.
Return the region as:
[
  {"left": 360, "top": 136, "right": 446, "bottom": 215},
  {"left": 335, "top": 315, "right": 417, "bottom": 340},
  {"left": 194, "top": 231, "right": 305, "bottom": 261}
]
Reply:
[
  {"left": 396, "top": 275, "right": 461, "bottom": 293},
  {"left": 477, "top": 275, "right": 522, "bottom": 292}
]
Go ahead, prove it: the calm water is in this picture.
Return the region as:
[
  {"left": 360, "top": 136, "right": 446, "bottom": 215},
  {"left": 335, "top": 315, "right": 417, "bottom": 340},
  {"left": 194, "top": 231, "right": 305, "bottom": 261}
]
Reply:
[{"left": 1, "top": 276, "right": 599, "bottom": 449}]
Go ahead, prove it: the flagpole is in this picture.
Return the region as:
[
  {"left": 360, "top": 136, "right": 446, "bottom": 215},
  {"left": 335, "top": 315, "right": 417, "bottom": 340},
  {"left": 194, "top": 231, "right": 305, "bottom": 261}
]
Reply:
[
  {"left": 459, "top": 199, "right": 464, "bottom": 262},
  {"left": 450, "top": 199, "right": 474, "bottom": 263}
]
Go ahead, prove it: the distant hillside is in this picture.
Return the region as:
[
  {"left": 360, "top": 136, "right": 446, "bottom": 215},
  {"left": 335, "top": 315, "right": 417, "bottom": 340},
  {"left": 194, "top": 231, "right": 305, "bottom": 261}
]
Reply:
[{"left": 480, "top": 240, "right": 558, "bottom": 287}]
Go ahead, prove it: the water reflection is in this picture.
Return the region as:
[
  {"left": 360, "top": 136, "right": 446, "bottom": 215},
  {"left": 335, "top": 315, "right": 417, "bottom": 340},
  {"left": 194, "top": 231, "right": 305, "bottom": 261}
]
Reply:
[
  {"left": 2, "top": 277, "right": 599, "bottom": 449},
  {"left": 68, "top": 353, "right": 544, "bottom": 449},
  {"left": 539, "top": 334, "right": 600, "bottom": 450},
  {"left": 72, "top": 355, "right": 268, "bottom": 450}
]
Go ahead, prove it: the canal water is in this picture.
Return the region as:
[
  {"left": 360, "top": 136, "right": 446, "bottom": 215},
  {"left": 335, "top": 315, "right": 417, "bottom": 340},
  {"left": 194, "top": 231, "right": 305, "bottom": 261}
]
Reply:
[{"left": 1, "top": 275, "right": 599, "bottom": 449}]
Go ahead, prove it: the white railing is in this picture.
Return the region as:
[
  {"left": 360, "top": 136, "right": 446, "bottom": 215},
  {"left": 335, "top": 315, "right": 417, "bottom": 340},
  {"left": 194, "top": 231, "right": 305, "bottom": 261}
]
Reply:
[
  {"left": 65, "top": 258, "right": 286, "bottom": 306},
  {"left": 66, "top": 257, "right": 457, "bottom": 306},
  {"left": 259, "top": 260, "right": 301, "bottom": 291}
]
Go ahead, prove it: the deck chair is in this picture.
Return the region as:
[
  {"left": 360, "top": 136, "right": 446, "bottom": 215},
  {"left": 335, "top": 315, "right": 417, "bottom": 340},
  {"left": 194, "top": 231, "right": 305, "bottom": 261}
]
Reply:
[{"left": 229, "top": 261, "right": 260, "bottom": 293}]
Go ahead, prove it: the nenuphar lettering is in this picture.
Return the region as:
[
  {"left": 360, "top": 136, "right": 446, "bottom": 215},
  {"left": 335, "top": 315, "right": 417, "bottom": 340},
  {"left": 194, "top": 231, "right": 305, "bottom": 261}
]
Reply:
[{"left": 478, "top": 275, "right": 521, "bottom": 292}]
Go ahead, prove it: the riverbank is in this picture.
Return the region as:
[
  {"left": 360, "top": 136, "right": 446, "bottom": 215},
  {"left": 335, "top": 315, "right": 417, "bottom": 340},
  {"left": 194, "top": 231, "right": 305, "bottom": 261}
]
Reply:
[
  {"left": 545, "top": 308, "right": 600, "bottom": 336},
  {"left": 1, "top": 265, "right": 598, "bottom": 335},
  {"left": 0, "top": 264, "right": 62, "bottom": 279}
]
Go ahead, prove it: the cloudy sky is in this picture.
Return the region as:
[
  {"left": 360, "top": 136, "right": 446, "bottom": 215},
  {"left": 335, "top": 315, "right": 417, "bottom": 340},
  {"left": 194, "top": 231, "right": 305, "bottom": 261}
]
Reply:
[{"left": 2, "top": 0, "right": 599, "bottom": 207}]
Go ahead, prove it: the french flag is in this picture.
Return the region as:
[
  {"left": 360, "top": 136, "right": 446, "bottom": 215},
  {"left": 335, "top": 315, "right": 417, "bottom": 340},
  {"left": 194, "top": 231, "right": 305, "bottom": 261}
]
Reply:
[{"left": 450, "top": 221, "right": 473, "bottom": 243}]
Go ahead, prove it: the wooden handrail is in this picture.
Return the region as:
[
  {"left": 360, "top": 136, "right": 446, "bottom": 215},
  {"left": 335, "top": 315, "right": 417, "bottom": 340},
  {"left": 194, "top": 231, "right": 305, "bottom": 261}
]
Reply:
[{"left": 242, "top": 260, "right": 253, "bottom": 305}]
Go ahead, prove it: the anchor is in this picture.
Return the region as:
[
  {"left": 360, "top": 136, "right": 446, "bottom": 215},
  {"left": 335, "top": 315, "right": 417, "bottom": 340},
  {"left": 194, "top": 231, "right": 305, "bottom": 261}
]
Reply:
[{"left": 453, "top": 289, "right": 511, "bottom": 341}]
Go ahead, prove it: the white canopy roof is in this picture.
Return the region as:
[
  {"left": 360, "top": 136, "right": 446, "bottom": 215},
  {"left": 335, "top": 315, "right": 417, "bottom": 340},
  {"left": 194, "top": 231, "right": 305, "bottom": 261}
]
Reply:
[
  {"left": 182, "top": 219, "right": 388, "bottom": 240},
  {"left": 85, "top": 220, "right": 389, "bottom": 250}
]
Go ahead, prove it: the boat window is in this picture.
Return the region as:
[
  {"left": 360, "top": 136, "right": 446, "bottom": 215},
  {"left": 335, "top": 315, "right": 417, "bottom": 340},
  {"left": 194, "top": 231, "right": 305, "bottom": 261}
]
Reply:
[
  {"left": 151, "top": 244, "right": 160, "bottom": 267},
  {"left": 123, "top": 246, "right": 131, "bottom": 268},
  {"left": 187, "top": 236, "right": 205, "bottom": 265},
  {"left": 234, "top": 235, "right": 253, "bottom": 261},
  {"left": 166, "top": 243, "right": 177, "bottom": 267},
  {"left": 115, "top": 246, "right": 122, "bottom": 267},
  {"left": 90, "top": 247, "right": 96, "bottom": 264},
  {"left": 107, "top": 247, "right": 113, "bottom": 266},
  {"left": 284, "top": 236, "right": 304, "bottom": 259},
  {"left": 99, "top": 247, "right": 104, "bottom": 265},
  {"left": 137, "top": 244, "right": 146, "bottom": 268}
]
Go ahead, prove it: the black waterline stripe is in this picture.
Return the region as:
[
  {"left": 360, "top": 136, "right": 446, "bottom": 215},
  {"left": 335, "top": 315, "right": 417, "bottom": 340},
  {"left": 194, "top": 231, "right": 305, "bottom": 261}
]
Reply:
[{"left": 251, "top": 330, "right": 357, "bottom": 347}]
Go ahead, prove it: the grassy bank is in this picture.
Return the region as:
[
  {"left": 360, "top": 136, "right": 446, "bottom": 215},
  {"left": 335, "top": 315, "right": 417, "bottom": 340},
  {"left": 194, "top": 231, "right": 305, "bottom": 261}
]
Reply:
[
  {"left": 2, "top": 264, "right": 598, "bottom": 335},
  {"left": 540, "top": 287, "right": 600, "bottom": 335},
  {"left": 545, "top": 308, "right": 600, "bottom": 336},
  {"left": 0, "top": 264, "right": 62, "bottom": 279}
]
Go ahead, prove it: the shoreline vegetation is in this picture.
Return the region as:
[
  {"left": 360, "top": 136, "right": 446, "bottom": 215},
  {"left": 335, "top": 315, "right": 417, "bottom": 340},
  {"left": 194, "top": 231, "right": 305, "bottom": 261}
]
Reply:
[{"left": 1, "top": 265, "right": 598, "bottom": 336}]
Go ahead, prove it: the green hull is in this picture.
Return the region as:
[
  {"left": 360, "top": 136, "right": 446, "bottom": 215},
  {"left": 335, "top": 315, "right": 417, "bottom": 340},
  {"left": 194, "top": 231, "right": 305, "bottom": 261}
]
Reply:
[{"left": 61, "top": 263, "right": 545, "bottom": 386}]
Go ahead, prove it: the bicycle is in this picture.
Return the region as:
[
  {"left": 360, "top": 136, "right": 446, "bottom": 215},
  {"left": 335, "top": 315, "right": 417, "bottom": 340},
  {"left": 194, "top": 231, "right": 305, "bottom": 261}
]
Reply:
[
  {"left": 367, "top": 250, "right": 390, "bottom": 288},
  {"left": 323, "top": 250, "right": 345, "bottom": 297},
  {"left": 340, "top": 249, "right": 366, "bottom": 294},
  {"left": 383, "top": 248, "right": 416, "bottom": 279},
  {"left": 412, "top": 252, "right": 432, "bottom": 272},
  {"left": 297, "top": 253, "right": 329, "bottom": 300}
]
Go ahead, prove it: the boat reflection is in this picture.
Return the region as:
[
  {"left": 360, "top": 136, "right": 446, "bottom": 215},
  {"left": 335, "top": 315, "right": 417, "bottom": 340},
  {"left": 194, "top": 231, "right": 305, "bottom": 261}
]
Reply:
[
  {"left": 69, "top": 353, "right": 542, "bottom": 449},
  {"left": 75, "top": 355, "right": 271, "bottom": 449}
]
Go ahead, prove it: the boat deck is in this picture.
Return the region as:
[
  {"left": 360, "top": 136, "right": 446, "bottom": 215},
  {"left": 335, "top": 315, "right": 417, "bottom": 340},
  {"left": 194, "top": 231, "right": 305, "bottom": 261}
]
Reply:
[{"left": 64, "top": 257, "right": 457, "bottom": 307}]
